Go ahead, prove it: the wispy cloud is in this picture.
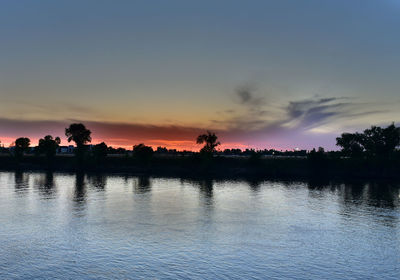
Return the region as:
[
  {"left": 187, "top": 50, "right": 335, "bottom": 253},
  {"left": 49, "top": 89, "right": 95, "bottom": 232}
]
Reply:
[
  {"left": 235, "top": 83, "right": 265, "bottom": 107},
  {"left": 211, "top": 87, "right": 395, "bottom": 149},
  {"left": 215, "top": 83, "right": 271, "bottom": 130},
  {"left": 283, "top": 96, "right": 386, "bottom": 130},
  {"left": 224, "top": 85, "right": 389, "bottom": 132}
]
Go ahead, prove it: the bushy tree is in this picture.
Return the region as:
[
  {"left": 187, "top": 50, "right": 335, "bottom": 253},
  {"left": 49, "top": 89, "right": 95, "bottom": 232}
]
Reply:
[
  {"left": 38, "top": 135, "right": 61, "bottom": 160},
  {"left": 65, "top": 123, "right": 92, "bottom": 162},
  {"left": 14, "top": 137, "right": 30, "bottom": 159},
  {"left": 363, "top": 124, "right": 400, "bottom": 157},
  {"left": 335, "top": 132, "right": 364, "bottom": 157},
  {"left": 196, "top": 131, "right": 220, "bottom": 154},
  {"left": 93, "top": 142, "right": 108, "bottom": 162},
  {"left": 65, "top": 123, "right": 92, "bottom": 148},
  {"left": 336, "top": 123, "right": 400, "bottom": 158},
  {"left": 133, "top": 144, "right": 154, "bottom": 161}
]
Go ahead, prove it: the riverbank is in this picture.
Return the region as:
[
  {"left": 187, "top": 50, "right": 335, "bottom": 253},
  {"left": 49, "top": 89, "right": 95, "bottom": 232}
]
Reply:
[{"left": 1, "top": 154, "right": 399, "bottom": 180}]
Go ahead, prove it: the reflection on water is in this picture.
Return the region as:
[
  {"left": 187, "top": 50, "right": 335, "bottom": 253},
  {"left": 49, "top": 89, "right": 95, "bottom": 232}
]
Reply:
[
  {"left": 14, "top": 171, "right": 29, "bottom": 193},
  {"left": 74, "top": 172, "right": 87, "bottom": 203},
  {"left": 0, "top": 171, "right": 399, "bottom": 279},
  {"left": 34, "top": 172, "right": 56, "bottom": 199},
  {"left": 333, "top": 181, "right": 400, "bottom": 209},
  {"left": 133, "top": 176, "right": 151, "bottom": 194},
  {"left": 185, "top": 178, "right": 215, "bottom": 217},
  {"left": 70, "top": 172, "right": 88, "bottom": 218},
  {"left": 88, "top": 173, "right": 107, "bottom": 191},
  {"left": 196, "top": 179, "right": 214, "bottom": 199}
]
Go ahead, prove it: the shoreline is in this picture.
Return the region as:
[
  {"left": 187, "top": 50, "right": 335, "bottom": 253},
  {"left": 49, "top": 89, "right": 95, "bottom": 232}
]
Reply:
[{"left": 1, "top": 155, "right": 399, "bottom": 181}]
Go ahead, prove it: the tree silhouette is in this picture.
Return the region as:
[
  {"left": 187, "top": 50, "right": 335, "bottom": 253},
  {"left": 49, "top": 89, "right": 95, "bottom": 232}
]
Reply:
[
  {"left": 363, "top": 124, "right": 400, "bottom": 157},
  {"left": 65, "top": 123, "right": 92, "bottom": 163},
  {"left": 93, "top": 142, "right": 108, "bottom": 162},
  {"left": 133, "top": 143, "right": 154, "bottom": 162},
  {"left": 65, "top": 123, "right": 92, "bottom": 147},
  {"left": 196, "top": 131, "right": 220, "bottom": 154},
  {"left": 336, "top": 132, "right": 364, "bottom": 158},
  {"left": 336, "top": 123, "right": 400, "bottom": 158},
  {"left": 38, "top": 135, "right": 61, "bottom": 160},
  {"left": 14, "top": 137, "right": 30, "bottom": 159},
  {"left": 308, "top": 146, "right": 327, "bottom": 161}
]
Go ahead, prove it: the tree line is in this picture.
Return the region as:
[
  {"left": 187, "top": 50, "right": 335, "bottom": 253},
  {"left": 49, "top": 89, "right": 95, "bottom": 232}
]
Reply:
[
  {"left": 3, "top": 123, "right": 400, "bottom": 163},
  {"left": 5, "top": 124, "right": 222, "bottom": 162},
  {"left": 336, "top": 123, "right": 400, "bottom": 158}
]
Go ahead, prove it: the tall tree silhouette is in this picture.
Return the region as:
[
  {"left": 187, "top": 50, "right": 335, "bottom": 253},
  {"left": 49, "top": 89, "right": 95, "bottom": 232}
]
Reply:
[
  {"left": 65, "top": 123, "right": 92, "bottom": 147},
  {"left": 38, "top": 135, "right": 61, "bottom": 160},
  {"left": 65, "top": 123, "right": 91, "bottom": 163},
  {"left": 196, "top": 131, "right": 220, "bottom": 154},
  {"left": 14, "top": 137, "right": 30, "bottom": 159}
]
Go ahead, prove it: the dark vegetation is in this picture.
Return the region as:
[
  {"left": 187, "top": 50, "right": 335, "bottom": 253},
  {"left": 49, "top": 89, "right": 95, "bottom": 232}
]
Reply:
[
  {"left": 1, "top": 123, "right": 399, "bottom": 180},
  {"left": 65, "top": 123, "right": 92, "bottom": 164},
  {"left": 132, "top": 143, "right": 154, "bottom": 163},
  {"left": 196, "top": 131, "right": 220, "bottom": 154},
  {"left": 14, "top": 137, "right": 30, "bottom": 160},
  {"left": 37, "top": 135, "right": 61, "bottom": 161},
  {"left": 336, "top": 123, "right": 399, "bottom": 158}
]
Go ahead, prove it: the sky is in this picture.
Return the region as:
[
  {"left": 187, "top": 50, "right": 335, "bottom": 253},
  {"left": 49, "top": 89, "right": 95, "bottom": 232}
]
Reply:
[{"left": 0, "top": 0, "right": 399, "bottom": 150}]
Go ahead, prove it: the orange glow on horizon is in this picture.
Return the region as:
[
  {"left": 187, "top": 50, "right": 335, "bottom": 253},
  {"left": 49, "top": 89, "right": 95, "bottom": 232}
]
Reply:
[
  {"left": 0, "top": 137, "right": 257, "bottom": 152},
  {"left": 93, "top": 139, "right": 253, "bottom": 151},
  {"left": 0, "top": 136, "right": 260, "bottom": 152}
]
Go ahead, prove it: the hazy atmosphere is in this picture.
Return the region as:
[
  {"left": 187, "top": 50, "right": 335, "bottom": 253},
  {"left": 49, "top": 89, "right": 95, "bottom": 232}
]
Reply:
[{"left": 1, "top": 0, "right": 399, "bottom": 150}]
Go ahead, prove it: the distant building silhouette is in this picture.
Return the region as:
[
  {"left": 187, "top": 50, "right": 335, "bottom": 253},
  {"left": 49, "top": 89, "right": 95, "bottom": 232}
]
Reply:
[{"left": 57, "top": 145, "right": 75, "bottom": 154}]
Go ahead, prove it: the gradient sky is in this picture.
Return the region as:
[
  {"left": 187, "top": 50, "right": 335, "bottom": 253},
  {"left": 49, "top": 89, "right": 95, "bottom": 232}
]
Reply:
[{"left": 1, "top": 0, "right": 400, "bottom": 150}]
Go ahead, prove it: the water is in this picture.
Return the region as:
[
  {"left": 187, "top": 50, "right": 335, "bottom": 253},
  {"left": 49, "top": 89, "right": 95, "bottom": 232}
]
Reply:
[{"left": 0, "top": 171, "right": 399, "bottom": 279}]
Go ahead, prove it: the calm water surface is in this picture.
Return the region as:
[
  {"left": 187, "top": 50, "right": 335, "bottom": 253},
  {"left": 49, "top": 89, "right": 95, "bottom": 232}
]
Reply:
[{"left": 0, "top": 171, "right": 399, "bottom": 279}]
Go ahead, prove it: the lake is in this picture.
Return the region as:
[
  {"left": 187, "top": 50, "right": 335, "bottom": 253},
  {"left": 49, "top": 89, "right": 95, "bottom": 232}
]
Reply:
[{"left": 0, "top": 171, "right": 399, "bottom": 279}]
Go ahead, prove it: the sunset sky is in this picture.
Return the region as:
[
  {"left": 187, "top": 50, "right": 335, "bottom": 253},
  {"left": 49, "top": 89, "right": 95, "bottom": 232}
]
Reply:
[{"left": 1, "top": 0, "right": 400, "bottom": 150}]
